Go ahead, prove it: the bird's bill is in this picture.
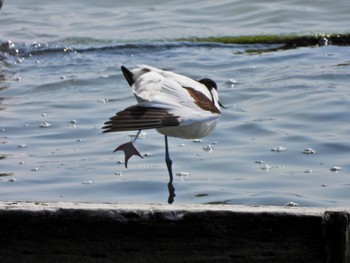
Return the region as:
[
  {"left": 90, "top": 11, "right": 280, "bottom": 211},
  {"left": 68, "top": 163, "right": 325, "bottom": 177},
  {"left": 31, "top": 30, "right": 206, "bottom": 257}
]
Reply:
[{"left": 218, "top": 101, "right": 229, "bottom": 109}]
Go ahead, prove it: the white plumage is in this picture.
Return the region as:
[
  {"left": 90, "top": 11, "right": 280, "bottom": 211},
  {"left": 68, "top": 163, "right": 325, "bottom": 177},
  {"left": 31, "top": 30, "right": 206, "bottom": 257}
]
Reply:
[
  {"left": 103, "top": 64, "right": 221, "bottom": 138},
  {"left": 103, "top": 65, "right": 222, "bottom": 203}
]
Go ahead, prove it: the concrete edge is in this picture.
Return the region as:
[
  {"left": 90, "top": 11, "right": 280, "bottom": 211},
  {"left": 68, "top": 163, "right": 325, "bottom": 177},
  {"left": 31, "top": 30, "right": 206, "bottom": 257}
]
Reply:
[
  {"left": 0, "top": 201, "right": 349, "bottom": 263},
  {"left": 2, "top": 200, "right": 349, "bottom": 214}
]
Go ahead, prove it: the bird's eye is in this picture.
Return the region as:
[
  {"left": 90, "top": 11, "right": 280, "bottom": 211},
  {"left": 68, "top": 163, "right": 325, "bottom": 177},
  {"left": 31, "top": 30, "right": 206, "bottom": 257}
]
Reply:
[{"left": 198, "top": 78, "right": 217, "bottom": 90}]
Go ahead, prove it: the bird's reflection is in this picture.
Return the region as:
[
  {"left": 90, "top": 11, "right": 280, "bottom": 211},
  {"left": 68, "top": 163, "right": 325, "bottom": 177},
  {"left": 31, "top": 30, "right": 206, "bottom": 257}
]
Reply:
[{"left": 167, "top": 177, "right": 176, "bottom": 204}]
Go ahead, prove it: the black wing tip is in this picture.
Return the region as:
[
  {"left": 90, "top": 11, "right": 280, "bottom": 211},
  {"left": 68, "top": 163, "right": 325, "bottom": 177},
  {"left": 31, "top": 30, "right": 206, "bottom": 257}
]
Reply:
[{"left": 121, "top": 65, "right": 134, "bottom": 86}]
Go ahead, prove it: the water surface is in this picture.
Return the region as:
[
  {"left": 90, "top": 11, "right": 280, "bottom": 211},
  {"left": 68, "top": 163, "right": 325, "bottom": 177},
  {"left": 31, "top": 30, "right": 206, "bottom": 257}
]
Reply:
[{"left": 1, "top": 0, "right": 350, "bottom": 207}]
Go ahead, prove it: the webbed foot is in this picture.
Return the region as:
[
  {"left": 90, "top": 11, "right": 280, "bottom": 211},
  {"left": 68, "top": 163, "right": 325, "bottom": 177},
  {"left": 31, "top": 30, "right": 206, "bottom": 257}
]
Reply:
[{"left": 114, "top": 141, "right": 143, "bottom": 168}]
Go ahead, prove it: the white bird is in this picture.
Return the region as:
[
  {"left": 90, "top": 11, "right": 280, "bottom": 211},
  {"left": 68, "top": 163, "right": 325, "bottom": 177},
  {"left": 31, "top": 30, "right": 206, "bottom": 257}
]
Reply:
[{"left": 102, "top": 65, "right": 222, "bottom": 202}]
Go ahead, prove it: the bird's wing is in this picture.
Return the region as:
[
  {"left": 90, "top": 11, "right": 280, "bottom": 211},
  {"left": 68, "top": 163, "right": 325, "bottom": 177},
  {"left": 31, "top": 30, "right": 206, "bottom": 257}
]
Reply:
[
  {"left": 102, "top": 106, "right": 180, "bottom": 133},
  {"left": 131, "top": 65, "right": 215, "bottom": 110}
]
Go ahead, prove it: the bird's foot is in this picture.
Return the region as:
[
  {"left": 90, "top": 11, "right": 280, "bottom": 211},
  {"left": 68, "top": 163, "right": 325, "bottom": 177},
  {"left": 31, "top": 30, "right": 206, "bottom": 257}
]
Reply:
[
  {"left": 114, "top": 141, "right": 143, "bottom": 168},
  {"left": 167, "top": 181, "right": 176, "bottom": 204}
]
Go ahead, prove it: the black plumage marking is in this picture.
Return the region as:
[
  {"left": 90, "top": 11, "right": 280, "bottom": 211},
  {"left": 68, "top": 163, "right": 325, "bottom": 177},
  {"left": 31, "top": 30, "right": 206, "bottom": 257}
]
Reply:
[
  {"left": 121, "top": 66, "right": 151, "bottom": 87},
  {"left": 121, "top": 66, "right": 135, "bottom": 86},
  {"left": 198, "top": 78, "right": 217, "bottom": 90},
  {"left": 102, "top": 106, "right": 180, "bottom": 133}
]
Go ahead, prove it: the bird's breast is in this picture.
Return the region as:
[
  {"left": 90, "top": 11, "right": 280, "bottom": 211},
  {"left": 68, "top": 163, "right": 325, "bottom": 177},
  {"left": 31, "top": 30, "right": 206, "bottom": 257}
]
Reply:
[{"left": 156, "top": 119, "right": 218, "bottom": 139}]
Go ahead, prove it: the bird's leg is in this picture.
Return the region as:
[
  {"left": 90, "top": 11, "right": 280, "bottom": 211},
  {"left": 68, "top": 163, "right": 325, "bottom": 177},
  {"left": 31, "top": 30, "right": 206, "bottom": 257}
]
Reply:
[
  {"left": 165, "top": 135, "right": 176, "bottom": 204},
  {"left": 164, "top": 135, "right": 173, "bottom": 179},
  {"left": 114, "top": 130, "right": 143, "bottom": 168},
  {"left": 132, "top": 130, "right": 142, "bottom": 144}
]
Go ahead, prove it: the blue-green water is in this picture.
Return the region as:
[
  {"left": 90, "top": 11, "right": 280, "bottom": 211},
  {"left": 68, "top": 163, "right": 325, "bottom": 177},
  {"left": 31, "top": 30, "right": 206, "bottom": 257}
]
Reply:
[{"left": 1, "top": 0, "right": 350, "bottom": 206}]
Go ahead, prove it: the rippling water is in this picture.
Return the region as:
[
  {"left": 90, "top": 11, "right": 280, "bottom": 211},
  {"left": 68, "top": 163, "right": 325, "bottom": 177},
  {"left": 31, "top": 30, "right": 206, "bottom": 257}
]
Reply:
[{"left": 1, "top": 0, "right": 350, "bottom": 206}]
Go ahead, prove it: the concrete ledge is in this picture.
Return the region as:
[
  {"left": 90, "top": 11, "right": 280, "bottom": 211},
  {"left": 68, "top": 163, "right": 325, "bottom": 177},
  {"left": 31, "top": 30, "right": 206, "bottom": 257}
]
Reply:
[{"left": 0, "top": 201, "right": 349, "bottom": 263}]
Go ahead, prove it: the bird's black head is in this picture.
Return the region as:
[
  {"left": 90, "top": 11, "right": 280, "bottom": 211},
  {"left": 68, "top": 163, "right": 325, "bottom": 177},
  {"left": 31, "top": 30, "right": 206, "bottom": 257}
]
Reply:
[
  {"left": 198, "top": 78, "right": 217, "bottom": 91},
  {"left": 199, "top": 78, "right": 227, "bottom": 109}
]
